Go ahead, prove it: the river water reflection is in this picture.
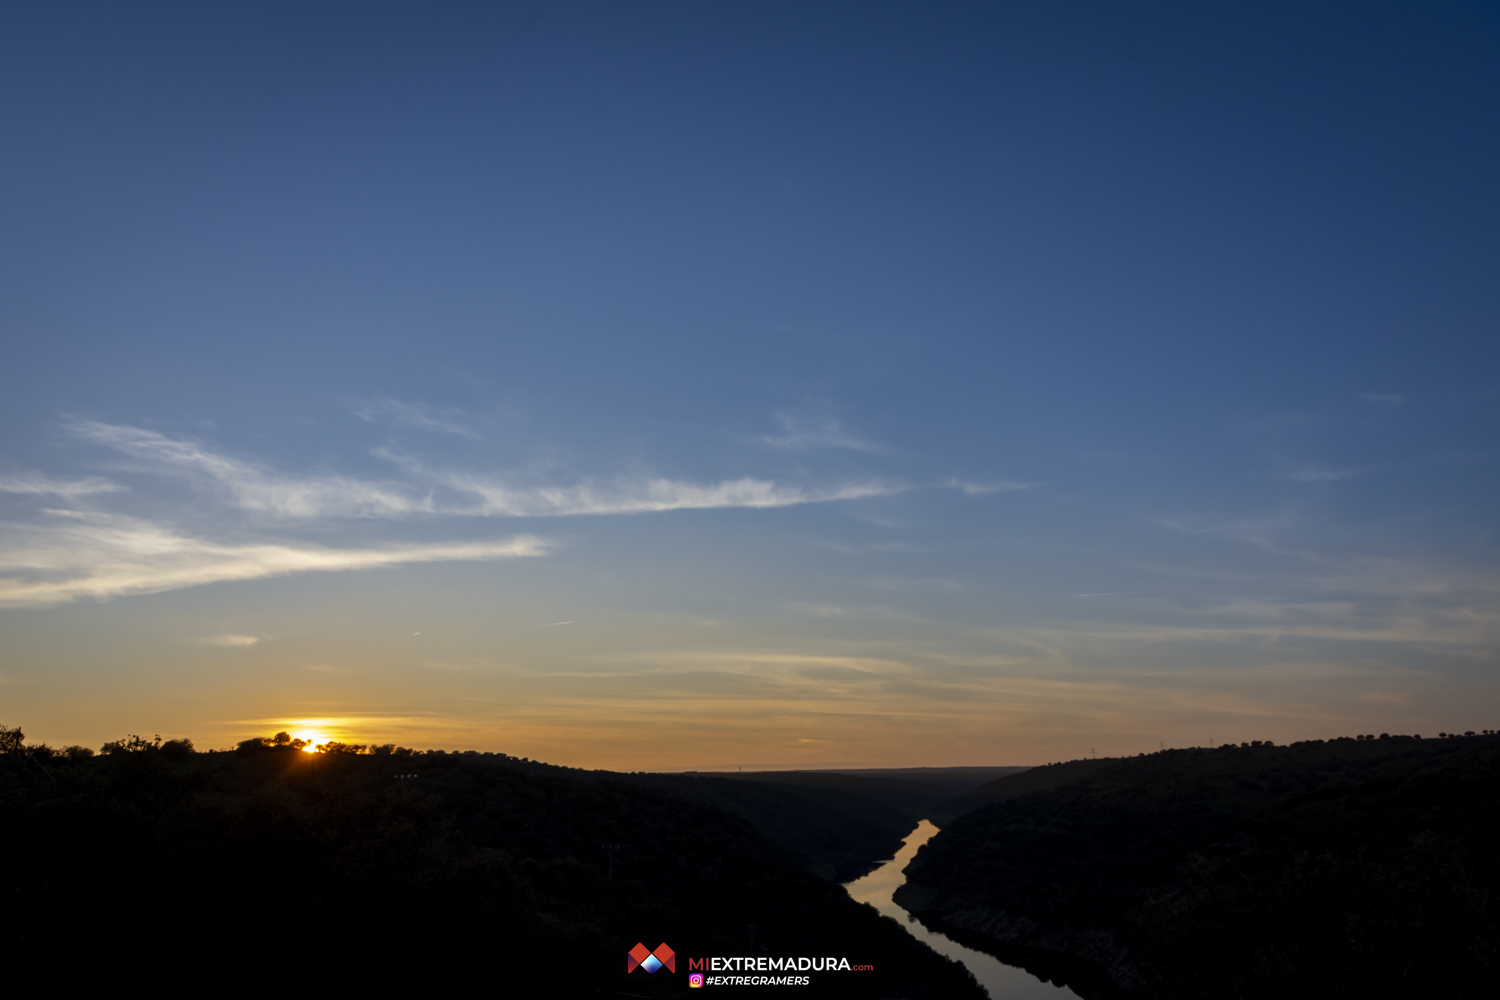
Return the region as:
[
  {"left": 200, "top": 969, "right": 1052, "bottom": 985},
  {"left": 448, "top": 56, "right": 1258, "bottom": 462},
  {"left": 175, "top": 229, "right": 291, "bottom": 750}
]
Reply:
[{"left": 844, "top": 820, "right": 1080, "bottom": 1000}]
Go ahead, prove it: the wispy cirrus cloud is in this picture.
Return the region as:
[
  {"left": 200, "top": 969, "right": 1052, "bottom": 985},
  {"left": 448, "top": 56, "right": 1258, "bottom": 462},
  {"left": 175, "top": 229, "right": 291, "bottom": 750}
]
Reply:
[
  {"left": 761, "top": 412, "right": 885, "bottom": 453},
  {"left": 433, "top": 471, "right": 898, "bottom": 517},
  {"left": 74, "top": 421, "right": 901, "bottom": 520},
  {"left": 944, "top": 478, "right": 1035, "bottom": 495},
  {"left": 71, "top": 421, "right": 425, "bottom": 517},
  {"left": 0, "top": 510, "right": 549, "bottom": 606},
  {"left": 1287, "top": 450, "right": 1496, "bottom": 485},
  {"left": 349, "top": 397, "right": 481, "bottom": 439},
  {"left": 1151, "top": 511, "right": 1297, "bottom": 540},
  {"left": 1016, "top": 603, "right": 1500, "bottom": 655},
  {"left": 0, "top": 473, "right": 126, "bottom": 498},
  {"left": 0, "top": 420, "right": 914, "bottom": 604},
  {"left": 195, "top": 634, "right": 261, "bottom": 647}
]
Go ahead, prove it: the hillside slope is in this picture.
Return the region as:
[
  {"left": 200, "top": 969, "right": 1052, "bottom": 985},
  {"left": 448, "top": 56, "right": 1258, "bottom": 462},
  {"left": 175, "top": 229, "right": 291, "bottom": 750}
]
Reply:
[
  {"left": 641, "top": 772, "right": 916, "bottom": 882},
  {"left": 725, "top": 767, "right": 1030, "bottom": 821},
  {"left": 928, "top": 758, "right": 1111, "bottom": 825},
  {"left": 1, "top": 738, "right": 985, "bottom": 998},
  {"left": 896, "top": 734, "right": 1500, "bottom": 999}
]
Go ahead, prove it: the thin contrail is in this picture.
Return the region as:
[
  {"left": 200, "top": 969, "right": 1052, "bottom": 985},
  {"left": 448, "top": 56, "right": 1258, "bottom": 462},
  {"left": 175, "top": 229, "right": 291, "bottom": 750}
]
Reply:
[{"left": 542, "top": 621, "right": 575, "bottom": 627}]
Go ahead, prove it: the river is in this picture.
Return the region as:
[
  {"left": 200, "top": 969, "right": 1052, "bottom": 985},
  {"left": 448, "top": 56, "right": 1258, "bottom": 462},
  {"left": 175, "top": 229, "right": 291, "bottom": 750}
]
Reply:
[{"left": 844, "top": 820, "right": 1080, "bottom": 999}]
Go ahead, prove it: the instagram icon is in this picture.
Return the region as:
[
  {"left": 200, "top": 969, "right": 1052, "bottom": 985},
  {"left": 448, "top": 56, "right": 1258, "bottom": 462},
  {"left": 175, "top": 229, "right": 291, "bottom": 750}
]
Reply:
[{"left": 689, "top": 972, "right": 705, "bottom": 988}]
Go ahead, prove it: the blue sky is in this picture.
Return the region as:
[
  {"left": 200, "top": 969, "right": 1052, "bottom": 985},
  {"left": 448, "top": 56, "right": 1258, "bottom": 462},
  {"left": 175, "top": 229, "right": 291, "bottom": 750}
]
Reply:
[{"left": 2, "top": 1, "right": 1498, "bottom": 766}]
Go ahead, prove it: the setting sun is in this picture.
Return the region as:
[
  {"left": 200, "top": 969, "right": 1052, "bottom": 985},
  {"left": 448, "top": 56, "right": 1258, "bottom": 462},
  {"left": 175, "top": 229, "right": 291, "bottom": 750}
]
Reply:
[{"left": 278, "top": 723, "right": 340, "bottom": 752}]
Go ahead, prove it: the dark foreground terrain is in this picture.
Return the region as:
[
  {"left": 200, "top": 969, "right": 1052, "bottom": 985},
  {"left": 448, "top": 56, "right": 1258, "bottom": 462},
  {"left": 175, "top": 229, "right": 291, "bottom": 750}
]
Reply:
[
  {"left": 897, "top": 732, "right": 1500, "bottom": 999},
  {"left": 0, "top": 729, "right": 985, "bottom": 998},
  {"left": 641, "top": 766, "right": 1026, "bottom": 882}
]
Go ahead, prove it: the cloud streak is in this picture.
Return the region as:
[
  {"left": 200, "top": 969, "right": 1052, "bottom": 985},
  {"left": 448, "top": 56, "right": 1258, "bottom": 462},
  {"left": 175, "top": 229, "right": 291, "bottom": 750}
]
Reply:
[
  {"left": 435, "top": 471, "right": 898, "bottom": 517},
  {"left": 76, "top": 422, "right": 899, "bottom": 520},
  {"left": 350, "top": 397, "right": 481, "bottom": 439},
  {"left": 0, "top": 510, "right": 549, "bottom": 606},
  {"left": 761, "top": 412, "right": 885, "bottom": 453},
  {"left": 0, "top": 473, "right": 126, "bottom": 498},
  {"left": 944, "top": 478, "right": 1035, "bottom": 495},
  {"left": 0, "top": 420, "right": 920, "bottom": 606},
  {"left": 196, "top": 634, "right": 261, "bottom": 647},
  {"left": 72, "top": 421, "right": 425, "bottom": 517}
]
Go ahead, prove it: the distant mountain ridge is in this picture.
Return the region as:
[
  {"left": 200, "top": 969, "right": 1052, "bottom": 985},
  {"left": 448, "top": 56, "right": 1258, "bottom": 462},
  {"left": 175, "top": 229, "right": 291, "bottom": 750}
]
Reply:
[
  {"left": 688, "top": 766, "right": 1030, "bottom": 823},
  {"left": 927, "top": 759, "right": 1110, "bottom": 825},
  {"left": 647, "top": 766, "right": 1028, "bottom": 882},
  {"left": 638, "top": 772, "right": 915, "bottom": 882}
]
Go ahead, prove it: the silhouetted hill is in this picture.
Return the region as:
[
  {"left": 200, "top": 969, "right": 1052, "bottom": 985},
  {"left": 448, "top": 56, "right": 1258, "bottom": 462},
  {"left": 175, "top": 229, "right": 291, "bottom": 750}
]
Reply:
[
  {"left": 0, "top": 734, "right": 983, "bottom": 998},
  {"left": 703, "top": 766, "right": 1029, "bottom": 822},
  {"left": 640, "top": 773, "right": 915, "bottom": 882},
  {"left": 896, "top": 734, "right": 1500, "bottom": 999},
  {"left": 928, "top": 759, "right": 1110, "bottom": 824}
]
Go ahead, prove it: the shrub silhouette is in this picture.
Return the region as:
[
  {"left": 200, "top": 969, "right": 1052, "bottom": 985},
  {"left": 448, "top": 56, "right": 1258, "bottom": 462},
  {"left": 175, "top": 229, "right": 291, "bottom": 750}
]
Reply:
[{"left": 1, "top": 730, "right": 983, "bottom": 998}]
